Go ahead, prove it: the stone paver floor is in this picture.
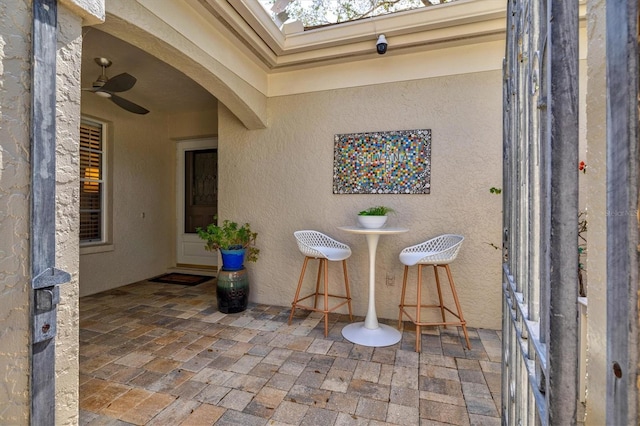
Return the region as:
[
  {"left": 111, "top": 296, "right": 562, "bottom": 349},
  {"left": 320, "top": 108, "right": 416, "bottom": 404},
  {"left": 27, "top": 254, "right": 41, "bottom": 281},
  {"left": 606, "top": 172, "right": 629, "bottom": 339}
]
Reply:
[{"left": 79, "top": 277, "right": 502, "bottom": 425}]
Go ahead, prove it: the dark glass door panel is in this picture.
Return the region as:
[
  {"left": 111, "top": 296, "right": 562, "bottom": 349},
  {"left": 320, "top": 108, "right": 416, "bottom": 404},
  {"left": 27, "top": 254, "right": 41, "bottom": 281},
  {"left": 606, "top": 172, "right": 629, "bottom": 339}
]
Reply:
[{"left": 184, "top": 149, "right": 217, "bottom": 233}]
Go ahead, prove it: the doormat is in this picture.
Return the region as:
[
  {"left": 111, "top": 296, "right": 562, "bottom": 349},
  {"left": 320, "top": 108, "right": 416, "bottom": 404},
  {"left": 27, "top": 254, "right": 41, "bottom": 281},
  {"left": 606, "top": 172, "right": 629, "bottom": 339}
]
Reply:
[{"left": 149, "top": 273, "right": 213, "bottom": 286}]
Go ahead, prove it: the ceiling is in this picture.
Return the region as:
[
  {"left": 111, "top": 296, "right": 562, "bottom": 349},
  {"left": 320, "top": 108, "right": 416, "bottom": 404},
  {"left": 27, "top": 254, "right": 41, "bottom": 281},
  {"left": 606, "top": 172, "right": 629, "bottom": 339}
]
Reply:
[
  {"left": 81, "top": 28, "right": 218, "bottom": 115},
  {"left": 79, "top": 1, "right": 509, "bottom": 116}
]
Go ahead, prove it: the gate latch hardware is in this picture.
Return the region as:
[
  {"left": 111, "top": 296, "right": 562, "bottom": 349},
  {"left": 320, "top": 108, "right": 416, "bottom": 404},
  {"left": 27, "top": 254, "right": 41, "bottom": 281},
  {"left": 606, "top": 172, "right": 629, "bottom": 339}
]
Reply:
[{"left": 32, "top": 268, "right": 70, "bottom": 343}]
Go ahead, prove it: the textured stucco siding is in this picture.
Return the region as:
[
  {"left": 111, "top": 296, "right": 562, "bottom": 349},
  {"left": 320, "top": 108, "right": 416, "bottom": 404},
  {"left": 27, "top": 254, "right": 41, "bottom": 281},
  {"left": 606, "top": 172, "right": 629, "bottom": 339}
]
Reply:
[
  {"left": 0, "top": 1, "right": 32, "bottom": 422},
  {"left": 56, "top": 6, "right": 82, "bottom": 425},
  {"left": 585, "top": 0, "right": 607, "bottom": 423},
  {"left": 60, "top": 0, "right": 105, "bottom": 26},
  {"left": 219, "top": 72, "right": 504, "bottom": 329},
  {"left": 78, "top": 97, "right": 204, "bottom": 296}
]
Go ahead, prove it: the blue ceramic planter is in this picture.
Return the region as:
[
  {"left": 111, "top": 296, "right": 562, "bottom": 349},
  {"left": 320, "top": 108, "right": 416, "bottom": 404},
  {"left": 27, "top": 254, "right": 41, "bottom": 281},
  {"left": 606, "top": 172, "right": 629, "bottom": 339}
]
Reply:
[{"left": 220, "top": 248, "right": 245, "bottom": 271}]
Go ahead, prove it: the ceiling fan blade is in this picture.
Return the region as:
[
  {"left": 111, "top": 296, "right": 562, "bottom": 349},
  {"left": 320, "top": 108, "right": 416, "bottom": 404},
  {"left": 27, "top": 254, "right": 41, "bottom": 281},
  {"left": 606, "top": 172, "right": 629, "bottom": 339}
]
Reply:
[
  {"left": 110, "top": 93, "right": 149, "bottom": 115},
  {"left": 100, "top": 73, "right": 137, "bottom": 93}
]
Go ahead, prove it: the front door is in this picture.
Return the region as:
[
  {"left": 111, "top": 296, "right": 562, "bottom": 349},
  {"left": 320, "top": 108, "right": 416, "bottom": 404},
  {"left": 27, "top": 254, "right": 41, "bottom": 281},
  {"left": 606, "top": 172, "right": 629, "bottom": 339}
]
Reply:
[{"left": 176, "top": 138, "right": 218, "bottom": 268}]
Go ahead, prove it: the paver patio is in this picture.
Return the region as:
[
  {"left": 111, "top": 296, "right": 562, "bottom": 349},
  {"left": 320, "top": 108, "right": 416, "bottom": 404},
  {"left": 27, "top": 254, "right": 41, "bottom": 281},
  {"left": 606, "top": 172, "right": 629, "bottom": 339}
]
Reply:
[{"left": 79, "top": 277, "right": 502, "bottom": 425}]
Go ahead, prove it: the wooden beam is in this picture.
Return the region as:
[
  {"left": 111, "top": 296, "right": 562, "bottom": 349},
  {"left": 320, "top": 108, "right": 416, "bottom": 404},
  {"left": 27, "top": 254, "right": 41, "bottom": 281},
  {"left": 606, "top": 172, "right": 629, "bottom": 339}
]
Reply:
[
  {"left": 546, "top": 1, "right": 580, "bottom": 424},
  {"left": 30, "top": 1, "right": 70, "bottom": 424},
  {"left": 605, "top": 0, "right": 639, "bottom": 423}
]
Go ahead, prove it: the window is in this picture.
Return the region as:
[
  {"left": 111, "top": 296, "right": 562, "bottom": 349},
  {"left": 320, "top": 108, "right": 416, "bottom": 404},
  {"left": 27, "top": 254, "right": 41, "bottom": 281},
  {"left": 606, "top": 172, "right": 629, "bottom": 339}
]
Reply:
[{"left": 79, "top": 119, "right": 106, "bottom": 244}]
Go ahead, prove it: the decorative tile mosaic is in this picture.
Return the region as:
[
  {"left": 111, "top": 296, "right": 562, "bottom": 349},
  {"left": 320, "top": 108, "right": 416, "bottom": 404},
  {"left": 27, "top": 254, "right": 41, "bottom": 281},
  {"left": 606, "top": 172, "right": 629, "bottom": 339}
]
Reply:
[{"left": 333, "top": 129, "right": 431, "bottom": 194}]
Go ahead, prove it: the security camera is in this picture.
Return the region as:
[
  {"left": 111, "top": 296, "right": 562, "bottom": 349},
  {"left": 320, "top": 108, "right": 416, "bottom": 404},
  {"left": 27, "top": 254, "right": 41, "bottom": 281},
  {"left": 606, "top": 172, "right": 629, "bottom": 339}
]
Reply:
[{"left": 376, "top": 34, "right": 388, "bottom": 55}]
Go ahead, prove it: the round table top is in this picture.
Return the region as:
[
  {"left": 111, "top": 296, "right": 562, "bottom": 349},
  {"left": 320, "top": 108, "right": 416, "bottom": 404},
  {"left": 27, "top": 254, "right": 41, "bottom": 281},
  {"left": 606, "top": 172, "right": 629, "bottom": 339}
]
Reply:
[{"left": 338, "top": 225, "right": 409, "bottom": 235}]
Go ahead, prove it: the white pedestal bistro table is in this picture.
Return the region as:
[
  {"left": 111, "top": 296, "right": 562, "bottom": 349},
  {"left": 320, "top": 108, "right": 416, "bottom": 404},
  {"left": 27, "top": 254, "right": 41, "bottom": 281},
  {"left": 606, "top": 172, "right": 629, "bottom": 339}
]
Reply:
[{"left": 338, "top": 225, "right": 409, "bottom": 347}]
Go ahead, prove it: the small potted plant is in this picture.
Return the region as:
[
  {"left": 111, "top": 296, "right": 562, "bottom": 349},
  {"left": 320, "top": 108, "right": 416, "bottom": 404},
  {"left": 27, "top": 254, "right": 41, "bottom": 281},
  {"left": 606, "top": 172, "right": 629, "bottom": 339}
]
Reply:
[
  {"left": 357, "top": 206, "right": 395, "bottom": 229},
  {"left": 196, "top": 219, "right": 259, "bottom": 270}
]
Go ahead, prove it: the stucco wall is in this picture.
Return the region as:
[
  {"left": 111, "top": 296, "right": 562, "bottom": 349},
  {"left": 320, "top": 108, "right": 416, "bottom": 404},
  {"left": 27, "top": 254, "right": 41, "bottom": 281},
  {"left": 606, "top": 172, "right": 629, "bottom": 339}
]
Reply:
[
  {"left": 0, "top": 1, "right": 32, "bottom": 422},
  {"left": 79, "top": 100, "right": 217, "bottom": 296},
  {"left": 56, "top": 6, "right": 83, "bottom": 425},
  {"left": 0, "top": 2, "right": 84, "bottom": 424},
  {"left": 167, "top": 108, "right": 218, "bottom": 140},
  {"left": 79, "top": 97, "right": 173, "bottom": 295},
  {"left": 219, "top": 71, "right": 504, "bottom": 329},
  {"left": 585, "top": 0, "right": 607, "bottom": 423}
]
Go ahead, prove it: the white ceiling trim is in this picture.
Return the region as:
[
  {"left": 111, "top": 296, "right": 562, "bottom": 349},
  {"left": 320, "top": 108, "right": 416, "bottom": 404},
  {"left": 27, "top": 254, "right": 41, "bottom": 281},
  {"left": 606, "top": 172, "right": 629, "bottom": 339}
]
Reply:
[
  {"left": 198, "top": 0, "right": 281, "bottom": 65},
  {"left": 267, "top": 39, "right": 506, "bottom": 97}
]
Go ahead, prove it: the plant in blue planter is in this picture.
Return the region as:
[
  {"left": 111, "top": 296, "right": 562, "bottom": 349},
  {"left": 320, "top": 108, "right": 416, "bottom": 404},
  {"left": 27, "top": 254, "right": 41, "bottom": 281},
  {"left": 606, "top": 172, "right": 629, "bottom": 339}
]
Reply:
[
  {"left": 197, "top": 218, "right": 259, "bottom": 314},
  {"left": 196, "top": 219, "right": 260, "bottom": 270}
]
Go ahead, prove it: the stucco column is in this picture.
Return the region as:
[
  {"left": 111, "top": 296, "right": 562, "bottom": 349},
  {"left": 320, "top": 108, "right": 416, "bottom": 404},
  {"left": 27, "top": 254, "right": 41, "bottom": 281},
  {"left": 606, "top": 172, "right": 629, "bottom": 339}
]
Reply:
[
  {"left": 0, "top": 1, "right": 103, "bottom": 424},
  {"left": 585, "top": 0, "right": 608, "bottom": 424},
  {"left": 0, "top": 1, "right": 34, "bottom": 421},
  {"left": 53, "top": 5, "right": 84, "bottom": 426}
]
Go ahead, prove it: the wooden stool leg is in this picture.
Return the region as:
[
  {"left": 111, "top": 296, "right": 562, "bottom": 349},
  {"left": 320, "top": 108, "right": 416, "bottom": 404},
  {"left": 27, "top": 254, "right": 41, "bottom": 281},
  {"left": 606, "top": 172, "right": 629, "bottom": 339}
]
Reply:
[
  {"left": 445, "top": 265, "right": 471, "bottom": 349},
  {"left": 289, "top": 257, "right": 310, "bottom": 324},
  {"left": 313, "top": 260, "right": 323, "bottom": 309},
  {"left": 433, "top": 265, "right": 447, "bottom": 326},
  {"left": 398, "top": 265, "right": 409, "bottom": 329},
  {"left": 323, "top": 259, "right": 329, "bottom": 337},
  {"left": 342, "top": 260, "right": 353, "bottom": 321},
  {"left": 416, "top": 264, "right": 423, "bottom": 353}
]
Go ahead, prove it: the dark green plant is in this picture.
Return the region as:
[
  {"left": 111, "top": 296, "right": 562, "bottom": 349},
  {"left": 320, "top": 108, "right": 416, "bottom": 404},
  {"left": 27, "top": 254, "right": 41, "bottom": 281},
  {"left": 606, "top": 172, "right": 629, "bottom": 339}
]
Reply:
[
  {"left": 489, "top": 187, "right": 502, "bottom": 194},
  {"left": 358, "top": 206, "right": 395, "bottom": 216},
  {"left": 196, "top": 219, "right": 259, "bottom": 262}
]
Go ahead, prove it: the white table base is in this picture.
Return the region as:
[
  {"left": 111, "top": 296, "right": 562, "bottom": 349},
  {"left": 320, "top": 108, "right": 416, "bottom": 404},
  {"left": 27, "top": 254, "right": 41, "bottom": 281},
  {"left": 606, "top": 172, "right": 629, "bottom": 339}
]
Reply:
[
  {"left": 341, "top": 322, "right": 402, "bottom": 347},
  {"left": 338, "top": 225, "right": 409, "bottom": 347}
]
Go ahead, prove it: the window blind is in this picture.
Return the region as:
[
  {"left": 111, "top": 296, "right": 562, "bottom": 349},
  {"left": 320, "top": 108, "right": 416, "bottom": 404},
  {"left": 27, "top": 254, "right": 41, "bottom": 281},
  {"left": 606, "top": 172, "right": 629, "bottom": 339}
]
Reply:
[{"left": 79, "top": 121, "right": 103, "bottom": 242}]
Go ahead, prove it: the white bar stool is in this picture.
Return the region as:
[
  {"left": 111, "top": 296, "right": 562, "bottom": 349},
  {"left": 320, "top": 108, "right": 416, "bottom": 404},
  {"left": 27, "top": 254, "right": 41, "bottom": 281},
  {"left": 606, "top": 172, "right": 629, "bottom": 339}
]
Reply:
[
  {"left": 289, "top": 230, "right": 353, "bottom": 337},
  {"left": 398, "top": 234, "right": 471, "bottom": 352}
]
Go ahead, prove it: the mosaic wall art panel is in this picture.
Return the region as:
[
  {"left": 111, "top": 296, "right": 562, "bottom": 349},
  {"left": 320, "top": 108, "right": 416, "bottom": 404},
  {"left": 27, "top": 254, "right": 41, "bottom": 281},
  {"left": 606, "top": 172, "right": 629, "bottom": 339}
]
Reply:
[{"left": 333, "top": 129, "right": 431, "bottom": 194}]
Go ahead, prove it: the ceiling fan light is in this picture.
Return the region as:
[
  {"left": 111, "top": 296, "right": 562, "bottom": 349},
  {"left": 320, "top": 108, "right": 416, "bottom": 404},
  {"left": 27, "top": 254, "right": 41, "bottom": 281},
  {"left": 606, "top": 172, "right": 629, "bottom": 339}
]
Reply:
[{"left": 95, "top": 91, "right": 111, "bottom": 98}]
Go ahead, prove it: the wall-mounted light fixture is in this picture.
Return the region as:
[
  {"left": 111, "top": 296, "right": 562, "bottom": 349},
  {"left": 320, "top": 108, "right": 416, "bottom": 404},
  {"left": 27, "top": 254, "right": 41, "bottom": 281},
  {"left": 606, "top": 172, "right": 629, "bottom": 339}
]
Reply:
[{"left": 376, "top": 34, "right": 388, "bottom": 55}]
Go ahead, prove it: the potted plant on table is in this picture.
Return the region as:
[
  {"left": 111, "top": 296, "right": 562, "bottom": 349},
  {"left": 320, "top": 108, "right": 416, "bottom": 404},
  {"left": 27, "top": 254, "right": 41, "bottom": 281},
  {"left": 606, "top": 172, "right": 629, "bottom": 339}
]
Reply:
[
  {"left": 357, "top": 206, "right": 395, "bottom": 229},
  {"left": 196, "top": 219, "right": 259, "bottom": 313}
]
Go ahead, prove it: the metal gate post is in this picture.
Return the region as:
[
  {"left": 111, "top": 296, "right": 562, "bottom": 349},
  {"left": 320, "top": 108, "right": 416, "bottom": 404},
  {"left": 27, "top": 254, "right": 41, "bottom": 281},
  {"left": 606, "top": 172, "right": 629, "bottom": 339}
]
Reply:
[
  {"left": 545, "top": 1, "right": 580, "bottom": 424},
  {"left": 605, "top": 0, "right": 639, "bottom": 423},
  {"left": 30, "top": 1, "right": 71, "bottom": 425},
  {"left": 502, "top": 1, "right": 580, "bottom": 424}
]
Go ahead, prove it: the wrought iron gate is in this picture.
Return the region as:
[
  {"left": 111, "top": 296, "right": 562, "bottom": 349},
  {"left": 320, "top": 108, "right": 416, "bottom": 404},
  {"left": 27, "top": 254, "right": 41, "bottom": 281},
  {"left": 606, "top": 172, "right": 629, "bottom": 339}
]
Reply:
[
  {"left": 604, "top": 1, "right": 639, "bottom": 424},
  {"left": 30, "top": 1, "right": 71, "bottom": 424},
  {"left": 502, "top": 1, "right": 579, "bottom": 424},
  {"left": 503, "top": 1, "right": 639, "bottom": 424}
]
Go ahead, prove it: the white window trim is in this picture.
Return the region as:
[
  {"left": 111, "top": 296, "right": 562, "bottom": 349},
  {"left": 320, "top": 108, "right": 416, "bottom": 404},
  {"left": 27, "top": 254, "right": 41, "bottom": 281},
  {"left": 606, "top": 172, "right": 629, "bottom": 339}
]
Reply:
[{"left": 80, "top": 117, "right": 112, "bottom": 254}]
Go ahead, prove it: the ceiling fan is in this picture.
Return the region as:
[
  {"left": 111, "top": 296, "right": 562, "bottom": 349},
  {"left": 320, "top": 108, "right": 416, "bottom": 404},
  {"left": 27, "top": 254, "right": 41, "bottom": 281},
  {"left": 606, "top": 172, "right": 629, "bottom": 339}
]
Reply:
[{"left": 83, "top": 57, "right": 149, "bottom": 115}]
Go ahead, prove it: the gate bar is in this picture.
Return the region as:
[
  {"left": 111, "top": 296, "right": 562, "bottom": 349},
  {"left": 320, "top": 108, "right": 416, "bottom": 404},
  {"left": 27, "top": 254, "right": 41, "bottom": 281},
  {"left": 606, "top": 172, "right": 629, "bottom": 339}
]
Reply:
[
  {"left": 545, "top": 1, "right": 580, "bottom": 424},
  {"left": 30, "top": 1, "right": 71, "bottom": 425},
  {"left": 605, "top": 0, "right": 639, "bottom": 423}
]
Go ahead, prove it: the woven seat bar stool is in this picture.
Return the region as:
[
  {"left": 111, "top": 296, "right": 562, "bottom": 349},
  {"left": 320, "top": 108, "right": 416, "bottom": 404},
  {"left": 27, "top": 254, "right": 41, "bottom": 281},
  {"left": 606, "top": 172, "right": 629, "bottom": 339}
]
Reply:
[
  {"left": 398, "top": 234, "right": 471, "bottom": 352},
  {"left": 289, "top": 230, "right": 354, "bottom": 337}
]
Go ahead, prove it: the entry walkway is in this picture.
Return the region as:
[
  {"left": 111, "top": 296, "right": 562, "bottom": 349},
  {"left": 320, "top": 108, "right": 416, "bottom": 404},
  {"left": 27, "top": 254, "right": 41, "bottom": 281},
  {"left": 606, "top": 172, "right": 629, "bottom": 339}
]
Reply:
[{"left": 79, "top": 278, "right": 502, "bottom": 425}]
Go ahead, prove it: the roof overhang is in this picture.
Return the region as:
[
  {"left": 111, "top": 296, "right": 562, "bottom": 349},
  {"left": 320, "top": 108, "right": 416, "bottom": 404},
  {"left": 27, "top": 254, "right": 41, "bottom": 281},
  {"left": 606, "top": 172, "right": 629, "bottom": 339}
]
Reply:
[{"left": 196, "top": 0, "right": 507, "bottom": 71}]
